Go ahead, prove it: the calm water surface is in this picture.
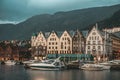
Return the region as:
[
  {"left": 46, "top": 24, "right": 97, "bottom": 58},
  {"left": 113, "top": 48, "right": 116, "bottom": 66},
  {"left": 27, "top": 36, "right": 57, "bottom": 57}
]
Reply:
[{"left": 0, "top": 65, "right": 120, "bottom": 80}]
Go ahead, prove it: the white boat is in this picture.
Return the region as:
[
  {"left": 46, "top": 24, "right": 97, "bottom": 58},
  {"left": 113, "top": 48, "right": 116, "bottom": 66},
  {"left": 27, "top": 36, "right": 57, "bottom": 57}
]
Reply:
[
  {"left": 110, "top": 60, "right": 120, "bottom": 64},
  {"left": 27, "top": 57, "right": 66, "bottom": 70},
  {"left": 23, "top": 60, "right": 41, "bottom": 68},
  {"left": 97, "top": 64, "right": 110, "bottom": 70},
  {"left": 23, "top": 60, "right": 40, "bottom": 64},
  {"left": 81, "top": 63, "right": 110, "bottom": 71},
  {"left": 80, "top": 64, "right": 103, "bottom": 71},
  {"left": 5, "top": 60, "right": 16, "bottom": 65},
  {"left": 99, "top": 60, "right": 120, "bottom": 66}
]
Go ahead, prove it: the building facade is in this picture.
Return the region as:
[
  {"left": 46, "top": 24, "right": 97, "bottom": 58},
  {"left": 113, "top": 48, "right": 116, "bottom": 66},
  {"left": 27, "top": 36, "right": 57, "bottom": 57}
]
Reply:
[
  {"left": 59, "top": 30, "right": 72, "bottom": 54},
  {"left": 72, "top": 30, "right": 85, "bottom": 54},
  {"left": 31, "top": 32, "right": 47, "bottom": 59},
  {"left": 86, "top": 24, "right": 112, "bottom": 61},
  {"left": 30, "top": 27, "right": 120, "bottom": 60},
  {"left": 47, "top": 31, "right": 60, "bottom": 54},
  {"left": 111, "top": 32, "right": 120, "bottom": 59}
]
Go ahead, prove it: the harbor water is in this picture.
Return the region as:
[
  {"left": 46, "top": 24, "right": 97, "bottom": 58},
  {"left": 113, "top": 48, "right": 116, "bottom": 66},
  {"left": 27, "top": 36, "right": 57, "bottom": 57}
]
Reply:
[{"left": 0, "top": 65, "right": 120, "bottom": 80}]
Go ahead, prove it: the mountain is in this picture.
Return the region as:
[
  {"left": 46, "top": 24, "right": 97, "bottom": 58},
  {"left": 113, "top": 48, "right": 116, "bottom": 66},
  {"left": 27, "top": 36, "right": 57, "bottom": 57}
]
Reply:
[
  {"left": 0, "top": 4, "right": 120, "bottom": 40},
  {"left": 98, "top": 9, "right": 120, "bottom": 28}
]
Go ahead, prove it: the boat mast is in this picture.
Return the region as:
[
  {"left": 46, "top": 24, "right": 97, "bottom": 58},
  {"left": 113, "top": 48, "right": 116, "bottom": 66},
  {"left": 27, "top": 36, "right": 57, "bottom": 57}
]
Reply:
[{"left": 103, "top": 31, "right": 107, "bottom": 61}]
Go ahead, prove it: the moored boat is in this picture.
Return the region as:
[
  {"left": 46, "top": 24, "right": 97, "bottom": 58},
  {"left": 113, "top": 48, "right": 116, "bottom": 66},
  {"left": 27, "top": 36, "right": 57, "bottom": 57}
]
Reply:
[
  {"left": 5, "top": 60, "right": 16, "bottom": 65},
  {"left": 67, "top": 60, "right": 80, "bottom": 69},
  {"left": 23, "top": 60, "right": 41, "bottom": 68},
  {"left": 80, "top": 64, "right": 103, "bottom": 71},
  {"left": 27, "top": 57, "right": 66, "bottom": 70},
  {"left": 95, "top": 64, "right": 111, "bottom": 70},
  {"left": 99, "top": 61, "right": 120, "bottom": 70},
  {"left": 23, "top": 60, "right": 40, "bottom": 64}
]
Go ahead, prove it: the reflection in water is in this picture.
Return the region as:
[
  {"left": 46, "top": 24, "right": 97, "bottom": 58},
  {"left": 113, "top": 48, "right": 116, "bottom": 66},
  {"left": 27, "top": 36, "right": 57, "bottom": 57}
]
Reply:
[
  {"left": 0, "top": 65, "right": 120, "bottom": 80},
  {"left": 0, "top": 65, "right": 31, "bottom": 80},
  {"left": 27, "top": 70, "right": 71, "bottom": 80},
  {"left": 83, "top": 70, "right": 110, "bottom": 80}
]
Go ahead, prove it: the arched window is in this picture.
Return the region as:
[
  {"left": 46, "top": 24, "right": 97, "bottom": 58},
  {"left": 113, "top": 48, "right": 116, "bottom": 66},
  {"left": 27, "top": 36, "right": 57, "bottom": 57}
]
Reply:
[
  {"left": 88, "top": 46, "right": 90, "bottom": 49},
  {"left": 98, "top": 46, "right": 101, "bottom": 49}
]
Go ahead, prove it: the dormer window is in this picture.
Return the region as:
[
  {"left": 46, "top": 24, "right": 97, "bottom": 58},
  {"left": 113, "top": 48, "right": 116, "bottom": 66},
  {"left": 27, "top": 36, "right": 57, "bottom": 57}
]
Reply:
[
  {"left": 92, "top": 32, "right": 96, "bottom": 35},
  {"left": 64, "top": 33, "right": 67, "bottom": 36}
]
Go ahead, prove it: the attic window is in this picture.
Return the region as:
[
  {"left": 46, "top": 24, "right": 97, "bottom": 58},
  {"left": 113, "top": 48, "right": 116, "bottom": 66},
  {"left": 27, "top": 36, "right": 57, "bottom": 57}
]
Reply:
[
  {"left": 92, "top": 32, "right": 96, "bottom": 35},
  {"left": 64, "top": 33, "right": 67, "bottom": 36},
  {"left": 52, "top": 34, "right": 55, "bottom": 36}
]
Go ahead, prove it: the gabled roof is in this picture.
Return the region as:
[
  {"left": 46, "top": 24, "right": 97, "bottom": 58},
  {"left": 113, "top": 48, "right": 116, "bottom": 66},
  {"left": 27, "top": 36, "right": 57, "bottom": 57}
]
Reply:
[
  {"left": 44, "top": 32, "right": 51, "bottom": 39},
  {"left": 86, "top": 23, "right": 105, "bottom": 38},
  {"left": 81, "top": 30, "right": 88, "bottom": 38},
  {"left": 56, "top": 31, "right": 64, "bottom": 38},
  {"left": 112, "top": 32, "right": 120, "bottom": 38},
  {"left": 68, "top": 30, "right": 75, "bottom": 37},
  {"left": 46, "top": 30, "right": 60, "bottom": 39}
]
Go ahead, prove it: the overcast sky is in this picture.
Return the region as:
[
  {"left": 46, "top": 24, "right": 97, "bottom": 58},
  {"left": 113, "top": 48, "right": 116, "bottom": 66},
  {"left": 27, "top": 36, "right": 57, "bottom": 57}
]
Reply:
[{"left": 0, "top": 0, "right": 120, "bottom": 24}]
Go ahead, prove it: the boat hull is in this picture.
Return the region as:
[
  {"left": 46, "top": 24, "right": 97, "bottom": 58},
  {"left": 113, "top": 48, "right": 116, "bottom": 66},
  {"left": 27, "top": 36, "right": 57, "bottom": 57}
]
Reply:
[
  {"left": 80, "top": 64, "right": 105, "bottom": 71},
  {"left": 81, "top": 67, "right": 103, "bottom": 71},
  {"left": 30, "top": 66, "right": 64, "bottom": 71},
  {"left": 5, "top": 61, "right": 16, "bottom": 65}
]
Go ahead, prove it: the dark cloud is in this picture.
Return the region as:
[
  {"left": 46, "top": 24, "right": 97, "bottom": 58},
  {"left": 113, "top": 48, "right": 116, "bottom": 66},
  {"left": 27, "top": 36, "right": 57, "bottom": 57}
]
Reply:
[{"left": 0, "top": 0, "right": 120, "bottom": 23}]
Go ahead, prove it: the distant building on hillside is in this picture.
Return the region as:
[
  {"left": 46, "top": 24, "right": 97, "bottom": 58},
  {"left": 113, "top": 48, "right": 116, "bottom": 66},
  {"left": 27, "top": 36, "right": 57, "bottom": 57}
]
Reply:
[{"left": 103, "top": 27, "right": 120, "bottom": 33}]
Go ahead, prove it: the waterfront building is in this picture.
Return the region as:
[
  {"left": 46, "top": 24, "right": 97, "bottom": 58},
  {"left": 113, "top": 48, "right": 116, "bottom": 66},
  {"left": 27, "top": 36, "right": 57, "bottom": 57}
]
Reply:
[
  {"left": 0, "top": 40, "right": 31, "bottom": 61},
  {"left": 31, "top": 33, "right": 37, "bottom": 47},
  {"left": 72, "top": 29, "right": 85, "bottom": 54},
  {"left": 31, "top": 32, "right": 47, "bottom": 59},
  {"left": 33, "top": 32, "right": 47, "bottom": 47},
  {"left": 86, "top": 24, "right": 112, "bottom": 61},
  {"left": 30, "top": 27, "right": 120, "bottom": 60},
  {"left": 59, "top": 30, "right": 73, "bottom": 54},
  {"left": 0, "top": 46, "right": 5, "bottom": 60},
  {"left": 0, "top": 44, "right": 19, "bottom": 60},
  {"left": 111, "top": 32, "right": 120, "bottom": 59},
  {"left": 47, "top": 31, "right": 60, "bottom": 54}
]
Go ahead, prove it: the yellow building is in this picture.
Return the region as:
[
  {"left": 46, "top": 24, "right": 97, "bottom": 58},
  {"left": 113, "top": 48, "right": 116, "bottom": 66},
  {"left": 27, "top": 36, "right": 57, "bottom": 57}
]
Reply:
[
  {"left": 59, "top": 30, "right": 73, "bottom": 54},
  {"left": 31, "top": 32, "right": 47, "bottom": 59},
  {"left": 47, "top": 31, "right": 60, "bottom": 54}
]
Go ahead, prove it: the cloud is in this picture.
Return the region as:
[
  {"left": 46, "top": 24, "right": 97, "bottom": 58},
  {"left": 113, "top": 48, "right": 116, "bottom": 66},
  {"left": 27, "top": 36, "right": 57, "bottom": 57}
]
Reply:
[
  {"left": 0, "top": 0, "right": 120, "bottom": 22},
  {"left": 0, "top": 20, "right": 20, "bottom": 24},
  {"left": 28, "top": 0, "right": 90, "bottom": 8}
]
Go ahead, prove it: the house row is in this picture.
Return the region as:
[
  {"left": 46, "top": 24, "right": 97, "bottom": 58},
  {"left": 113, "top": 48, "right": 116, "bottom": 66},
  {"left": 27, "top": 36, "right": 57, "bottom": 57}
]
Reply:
[
  {"left": 31, "top": 24, "right": 120, "bottom": 60},
  {"left": 0, "top": 40, "right": 31, "bottom": 61},
  {"left": 31, "top": 30, "right": 86, "bottom": 54}
]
